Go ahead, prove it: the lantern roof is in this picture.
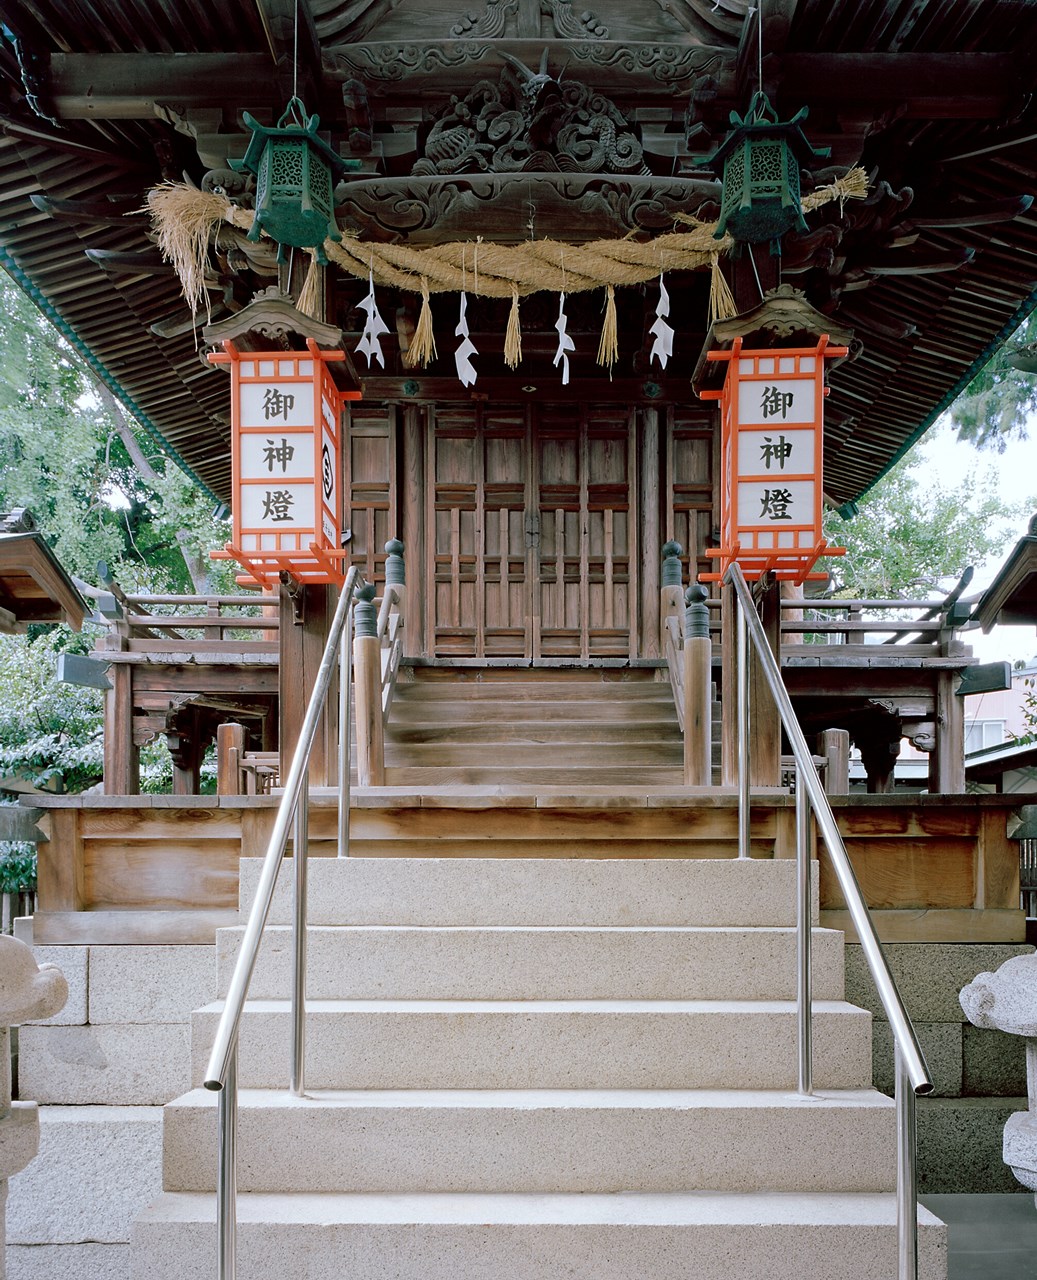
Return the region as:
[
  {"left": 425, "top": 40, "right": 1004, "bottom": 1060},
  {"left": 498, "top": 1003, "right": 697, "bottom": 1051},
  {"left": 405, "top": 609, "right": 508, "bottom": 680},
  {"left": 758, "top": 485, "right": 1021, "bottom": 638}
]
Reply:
[
  {"left": 696, "top": 92, "right": 830, "bottom": 171},
  {"left": 231, "top": 99, "right": 356, "bottom": 184}
]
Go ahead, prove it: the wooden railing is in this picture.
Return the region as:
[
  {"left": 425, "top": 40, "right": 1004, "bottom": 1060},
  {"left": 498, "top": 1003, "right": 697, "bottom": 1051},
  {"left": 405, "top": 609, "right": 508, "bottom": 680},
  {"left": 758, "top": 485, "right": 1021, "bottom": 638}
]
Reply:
[{"left": 82, "top": 569, "right": 280, "bottom": 659}]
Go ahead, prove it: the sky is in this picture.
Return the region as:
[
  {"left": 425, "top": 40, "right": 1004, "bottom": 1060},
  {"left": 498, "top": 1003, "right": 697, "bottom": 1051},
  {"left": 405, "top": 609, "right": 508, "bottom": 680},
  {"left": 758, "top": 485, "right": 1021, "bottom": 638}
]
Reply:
[{"left": 909, "top": 416, "right": 1037, "bottom": 666}]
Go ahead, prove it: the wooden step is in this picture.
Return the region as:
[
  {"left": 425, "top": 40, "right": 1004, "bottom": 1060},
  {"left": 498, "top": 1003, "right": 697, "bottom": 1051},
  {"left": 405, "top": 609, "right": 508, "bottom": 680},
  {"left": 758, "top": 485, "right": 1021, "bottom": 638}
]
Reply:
[
  {"left": 383, "top": 766, "right": 686, "bottom": 786},
  {"left": 383, "top": 744, "right": 683, "bottom": 768},
  {"left": 384, "top": 722, "right": 682, "bottom": 745},
  {"left": 388, "top": 699, "right": 679, "bottom": 724},
  {"left": 393, "top": 681, "right": 675, "bottom": 701}
]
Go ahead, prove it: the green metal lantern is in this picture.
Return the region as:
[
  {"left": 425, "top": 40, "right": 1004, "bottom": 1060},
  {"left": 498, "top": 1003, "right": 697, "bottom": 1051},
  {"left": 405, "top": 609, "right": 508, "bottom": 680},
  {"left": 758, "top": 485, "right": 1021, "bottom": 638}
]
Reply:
[
  {"left": 701, "top": 92, "right": 830, "bottom": 255},
  {"left": 231, "top": 98, "right": 359, "bottom": 265}
]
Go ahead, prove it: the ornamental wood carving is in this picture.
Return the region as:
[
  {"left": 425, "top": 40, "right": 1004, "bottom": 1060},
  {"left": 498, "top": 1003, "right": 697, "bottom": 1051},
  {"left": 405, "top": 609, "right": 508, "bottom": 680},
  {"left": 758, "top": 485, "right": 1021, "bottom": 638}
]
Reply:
[
  {"left": 325, "top": 41, "right": 730, "bottom": 95},
  {"left": 335, "top": 172, "right": 720, "bottom": 242},
  {"left": 412, "top": 66, "right": 647, "bottom": 176}
]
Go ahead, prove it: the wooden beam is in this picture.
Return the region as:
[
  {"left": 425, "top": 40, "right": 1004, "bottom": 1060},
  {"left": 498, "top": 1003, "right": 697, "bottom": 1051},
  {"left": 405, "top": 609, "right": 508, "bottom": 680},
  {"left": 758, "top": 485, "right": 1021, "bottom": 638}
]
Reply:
[
  {"left": 254, "top": 0, "right": 323, "bottom": 110},
  {"left": 358, "top": 377, "right": 695, "bottom": 404},
  {"left": 47, "top": 53, "right": 277, "bottom": 118},
  {"left": 779, "top": 52, "right": 1017, "bottom": 116}
]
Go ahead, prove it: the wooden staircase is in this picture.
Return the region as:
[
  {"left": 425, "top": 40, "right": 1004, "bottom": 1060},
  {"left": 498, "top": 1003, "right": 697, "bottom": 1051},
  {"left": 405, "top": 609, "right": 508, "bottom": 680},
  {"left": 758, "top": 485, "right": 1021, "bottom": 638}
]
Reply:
[{"left": 383, "top": 667, "right": 686, "bottom": 787}]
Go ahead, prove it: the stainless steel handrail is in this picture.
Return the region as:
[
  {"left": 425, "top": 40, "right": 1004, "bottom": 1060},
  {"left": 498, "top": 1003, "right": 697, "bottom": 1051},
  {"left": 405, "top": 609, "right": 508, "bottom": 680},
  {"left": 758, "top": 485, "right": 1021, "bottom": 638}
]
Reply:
[
  {"left": 203, "top": 565, "right": 363, "bottom": 1280},
  {"left": 726, "top": 563, "right": 933, "bottom": 1279}
]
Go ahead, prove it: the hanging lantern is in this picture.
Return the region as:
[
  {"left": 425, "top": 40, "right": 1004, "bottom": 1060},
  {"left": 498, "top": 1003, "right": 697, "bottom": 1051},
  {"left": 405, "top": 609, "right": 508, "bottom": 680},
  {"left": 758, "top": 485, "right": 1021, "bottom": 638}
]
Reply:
[
  {"left": 208, "top": 339, "right": 362, "bottom": 587},
  {"left": 231, "top": 98, "right": 360, "bottom": 264},
  {"left": 699, "top": 92, "right": 829, "bottom": 254},
  {"left": 698, "top": 335, "right": 846, "bottom": 585}
]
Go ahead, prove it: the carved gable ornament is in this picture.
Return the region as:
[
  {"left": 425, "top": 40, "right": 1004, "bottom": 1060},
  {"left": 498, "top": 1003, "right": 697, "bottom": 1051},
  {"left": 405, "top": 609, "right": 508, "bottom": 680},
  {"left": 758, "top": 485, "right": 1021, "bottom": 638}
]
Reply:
[{"left": 413, "top": 54, "right": 646, "bottom": 177}]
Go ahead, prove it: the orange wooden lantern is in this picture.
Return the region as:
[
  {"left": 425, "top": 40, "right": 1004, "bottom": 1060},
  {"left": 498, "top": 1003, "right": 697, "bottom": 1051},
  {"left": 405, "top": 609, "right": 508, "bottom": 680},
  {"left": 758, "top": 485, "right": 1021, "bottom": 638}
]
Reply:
[
  {"left": 208, "top": 338, "right": 362, "bottom": 587},
  {"left": 698, "top": 335, "right": 846, "bottom": 585}
]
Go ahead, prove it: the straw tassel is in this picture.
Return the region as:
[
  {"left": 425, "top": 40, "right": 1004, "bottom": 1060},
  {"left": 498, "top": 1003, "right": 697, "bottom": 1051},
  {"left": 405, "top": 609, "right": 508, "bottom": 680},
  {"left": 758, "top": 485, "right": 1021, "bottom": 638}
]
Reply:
[
  {"left": 708, "top": 255, "right": 738, "bottom": 325},
  {"left": 504, "top": 286, "right": 523, "bottom": 369},
  {"left": 405, "top": 277, "right": 437, "bottom": 368},
  {"left": 596, "top": 284, "right": 618, "bottom": 370},
  {"left": 296, "top": 253, "right": 321, "bottom": 318}
]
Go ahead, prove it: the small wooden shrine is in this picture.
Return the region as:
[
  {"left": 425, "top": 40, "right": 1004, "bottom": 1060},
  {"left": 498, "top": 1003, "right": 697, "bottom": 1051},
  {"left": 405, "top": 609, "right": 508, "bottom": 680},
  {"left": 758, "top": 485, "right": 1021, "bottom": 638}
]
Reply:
[{"left": 0, "top": 0, "right": 1035, "bottom": 792}]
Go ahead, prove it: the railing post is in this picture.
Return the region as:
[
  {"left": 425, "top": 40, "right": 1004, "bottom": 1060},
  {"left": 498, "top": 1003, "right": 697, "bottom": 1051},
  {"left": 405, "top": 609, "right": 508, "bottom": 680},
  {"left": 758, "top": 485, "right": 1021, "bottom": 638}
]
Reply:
[
  {"left": 217, "top": 1047, "right": 237, "bottom": 1280},
  {"left": 216, "top": 722, "right": 246, "bottom": 797},
  {"left": 337, "top": 592, "right": 353, "bottom": 857},
  {"left": 896, "top": 1046, "right": 920, "bottom": 1280},
  {"left": 385, "top": 538, "right": 406, "bottom": 627},
  {"left": 683, "top": 584, "right": 712, "bottom": 787},
  {"left": 821, "top": 727, "right": 850, "bottom": 795},
  {"left": 796, "top": 774, "right": 813, "bottom": 1096},
  {"left": 660, "top": 540, "right": 684, "bottom": 653},
  {"left": 290, "top": 777, "right": 308, "bottom": 1096},
  {"left": 736, "top": 601, "right": 751, "bottom": 859},
  {"left": 353, "top": 584, "right": 385, "bottom": 786}
]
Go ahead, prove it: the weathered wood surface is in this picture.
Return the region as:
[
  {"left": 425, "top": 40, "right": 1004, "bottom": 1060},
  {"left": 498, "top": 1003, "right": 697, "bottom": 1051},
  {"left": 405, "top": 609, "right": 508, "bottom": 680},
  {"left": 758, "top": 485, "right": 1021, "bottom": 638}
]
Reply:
[{"left": 30, "top": 792, "right": 1025, "bottom": 943}]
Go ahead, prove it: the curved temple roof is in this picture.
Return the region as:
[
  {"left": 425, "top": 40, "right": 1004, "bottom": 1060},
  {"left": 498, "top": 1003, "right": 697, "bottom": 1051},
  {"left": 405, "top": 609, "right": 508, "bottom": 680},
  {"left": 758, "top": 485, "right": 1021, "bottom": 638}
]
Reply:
[{"left": 0, "top": 0, "right": 1035, "bottom": 503}]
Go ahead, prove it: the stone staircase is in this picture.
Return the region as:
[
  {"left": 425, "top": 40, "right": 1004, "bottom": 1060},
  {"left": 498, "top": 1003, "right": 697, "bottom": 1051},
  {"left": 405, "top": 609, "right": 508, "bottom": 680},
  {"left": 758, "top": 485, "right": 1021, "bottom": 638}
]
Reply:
[{"left": 132, "top": 851, "right": 947, "bottom": 1278}]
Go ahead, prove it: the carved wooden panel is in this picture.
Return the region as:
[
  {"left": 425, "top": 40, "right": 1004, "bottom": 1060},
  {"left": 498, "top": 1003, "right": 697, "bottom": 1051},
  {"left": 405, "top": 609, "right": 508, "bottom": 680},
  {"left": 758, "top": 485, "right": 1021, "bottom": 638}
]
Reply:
[
  {"left": 427, "top": 404, "right": 530, "bottom": 658},
  {"left": 345, "top": 402, "right": 397, "bottom": 585},
  {"left": 425, "top": 402, "right": 637, "bottom": 661},
  {"left": 535, "top": 405, "right": 636, "bottom": 660},
  {"left": 666, "top": 406, "right": 716, "bottom": 587}
]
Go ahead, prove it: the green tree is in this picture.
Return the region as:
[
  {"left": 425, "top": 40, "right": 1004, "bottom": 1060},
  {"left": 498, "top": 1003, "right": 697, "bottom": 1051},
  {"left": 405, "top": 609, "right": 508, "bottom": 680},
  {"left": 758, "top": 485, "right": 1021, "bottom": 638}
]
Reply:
[
  {"left": 950, "top": 310, "right": 1037, "bottom": 452},
  {"left": 823, "top": 453, "right": 1031, "bottom": 599},
  {"left": 0, "top": 272, "right": 231, "bottom": 593},
  {"left": 0, "top": 271, "right": 231, "bottom": 794}
]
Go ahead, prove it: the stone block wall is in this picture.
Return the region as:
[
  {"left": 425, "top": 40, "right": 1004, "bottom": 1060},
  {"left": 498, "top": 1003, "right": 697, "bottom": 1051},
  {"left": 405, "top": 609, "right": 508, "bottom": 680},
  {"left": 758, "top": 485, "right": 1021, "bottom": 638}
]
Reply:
[
  {"left": 845, "top": 942, "right": 1033, "bottom": 1193},
  {"left": 6, "top": 940, "right": 216, "bottom": 1280}
]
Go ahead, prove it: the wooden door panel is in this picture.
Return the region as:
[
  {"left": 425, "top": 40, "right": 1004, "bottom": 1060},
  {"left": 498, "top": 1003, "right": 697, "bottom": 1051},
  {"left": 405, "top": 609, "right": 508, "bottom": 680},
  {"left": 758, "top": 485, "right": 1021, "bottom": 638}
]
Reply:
[
  {"left": 428, "top": 407, "right": 529, "bottom": 658},
  {"left": 345, "top": 403, "right": 396, "bottom": 584},
  {"left": 535, "top": 407, "right": 636, "bottom": 661},
  {"left": 427, "top": 404, "right": 639, "bottom": 661},
  {"left": 666, "top": 407, "right": 715, "bottom": 586}
]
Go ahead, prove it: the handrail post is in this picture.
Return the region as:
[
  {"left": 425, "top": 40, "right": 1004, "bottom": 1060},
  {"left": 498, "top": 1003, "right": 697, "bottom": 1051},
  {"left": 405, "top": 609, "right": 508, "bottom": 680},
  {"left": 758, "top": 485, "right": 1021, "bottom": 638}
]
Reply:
[
  {"left": 896, "top": 1046, "right": 920, "bottom": 1280},
  {"left": 353, "top": 585, "right": 385, "bottom": 786},
  {"left": 683, "top": 584, "right": 712, "bottom": 786},
  {"left": 736, "top": 601, "right": 751, "bottom": 858},
  {"left": 385, "top": 538, "right": 406, "bottom": 627},
  {"left": 337, "top": 596, "right": 353, "bottom": 857},
  {"left": 796, "top": 774, "right": 813, "bottom": 1096},
  {"left": 660, "top": 540, "right": 684, "bottom": 653},
  {"left": 290, "top": 776, "right": 308, "bottom": 1097},
  {"left": 216, "top": 1047, "right": 237, "bottom": 1280}
]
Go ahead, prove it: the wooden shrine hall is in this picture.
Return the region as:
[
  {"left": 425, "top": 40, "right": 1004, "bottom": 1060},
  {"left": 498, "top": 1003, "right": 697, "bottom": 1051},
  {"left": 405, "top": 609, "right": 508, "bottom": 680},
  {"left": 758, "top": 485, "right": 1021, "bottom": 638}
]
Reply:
[
  {"left": 0, "top": 0, "right": 1036, "bottom": 793},
  {"left": 7, "top": 11, "right": 1037, "bottom": 1280}
]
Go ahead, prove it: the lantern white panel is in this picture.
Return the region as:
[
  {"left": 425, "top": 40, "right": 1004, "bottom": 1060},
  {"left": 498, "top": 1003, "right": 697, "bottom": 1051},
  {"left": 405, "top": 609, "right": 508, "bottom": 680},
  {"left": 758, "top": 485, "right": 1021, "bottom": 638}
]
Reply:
[
  {"left": 320, "top": 424, "right": 338, "bottom": 531},
  {"left": 737, "top": 377, "right": 815, "bottom": 426},
  {"left": 240, "top": 433, "right": 314, "bottom": 481},
  {"left": 736, "top": 427, "right": 816, "bottom": 478},
  {"left": 736, "top": 479, "right": 815, "bottom": 529},
  {"left": 239, "top": 382, "right": 314, "bottom": 429},
  {"left": 240, "top": 482, "right": 315, "bottom": 530}
]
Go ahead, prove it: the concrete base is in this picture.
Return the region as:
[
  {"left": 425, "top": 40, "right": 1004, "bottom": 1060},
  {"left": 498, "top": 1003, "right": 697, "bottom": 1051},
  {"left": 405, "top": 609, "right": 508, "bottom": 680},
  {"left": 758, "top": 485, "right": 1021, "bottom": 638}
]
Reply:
[
  {"left": 7, "top": 1107, "right": 163, "bottom": 1245},
  {"left": 918, "top": 1098, "right": 1030, "bottom": 1194},
  {"left": 7, "top": 1242, "right": 128, "bottom": 1280},
  {"left": 163, "top": 1087, "right": 897, "bottom": 1194},
  {"left": 190, "top": 999, "right": 873, "bottom": 1091},
  {"left": 131, "top": 1191, "right": 946, "bottom": 1280}
]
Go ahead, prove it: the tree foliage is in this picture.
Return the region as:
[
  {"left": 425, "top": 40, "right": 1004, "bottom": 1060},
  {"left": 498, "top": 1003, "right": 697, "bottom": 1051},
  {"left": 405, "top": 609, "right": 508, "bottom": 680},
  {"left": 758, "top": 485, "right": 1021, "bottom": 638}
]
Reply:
[
  {"left": 950, "top": 310, "right": 1037, "bottom": 452},
  {"left": 822, "top": 453, "right": 1031, "bottom": 599},
  {"left": 0, "top": 272, "right": 232, "bottom": 794},
  {"left": 0, "top": 273, "right": 231, "bottom": 592}
]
